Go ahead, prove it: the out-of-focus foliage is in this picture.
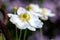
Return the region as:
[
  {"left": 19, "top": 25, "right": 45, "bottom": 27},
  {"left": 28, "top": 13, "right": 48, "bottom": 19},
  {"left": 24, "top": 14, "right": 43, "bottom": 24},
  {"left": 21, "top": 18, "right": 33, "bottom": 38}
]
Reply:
[{"left": 1, "top": 2, "right": 6, "bottom": 9}]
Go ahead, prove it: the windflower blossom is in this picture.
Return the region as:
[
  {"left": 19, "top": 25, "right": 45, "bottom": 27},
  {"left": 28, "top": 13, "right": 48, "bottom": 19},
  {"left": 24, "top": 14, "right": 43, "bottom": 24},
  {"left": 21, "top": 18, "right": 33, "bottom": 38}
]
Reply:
[
  {"left": 26, "top": 4, "right": 40, "bottom": 12},
  {"left": 41, "top": 1, "right": 57, "bottom": 23},
  {"left": 26, "top": 4, "right": 55, "bottom": 20},
  {"left": 38, "top": 8, "right": 55, "bottom": 20},
  {"left": 8, "top": 7, "right": 43, "bottom": 31}
]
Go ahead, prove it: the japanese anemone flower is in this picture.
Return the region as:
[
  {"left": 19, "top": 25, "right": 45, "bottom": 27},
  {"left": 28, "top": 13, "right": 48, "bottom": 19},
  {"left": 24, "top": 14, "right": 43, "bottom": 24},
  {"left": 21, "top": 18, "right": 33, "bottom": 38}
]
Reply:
[
  {"left": 26, "top": 4, "right": 40, "bottom": 12},
  {"left": 41, "top": 1, "right": 57, "bottom": 23},
  {"left": 26, "top": 4, "right": 55, "bottom": 20},
  {"left": 8, "top": 7, "right": 43, "bottom": 31}
]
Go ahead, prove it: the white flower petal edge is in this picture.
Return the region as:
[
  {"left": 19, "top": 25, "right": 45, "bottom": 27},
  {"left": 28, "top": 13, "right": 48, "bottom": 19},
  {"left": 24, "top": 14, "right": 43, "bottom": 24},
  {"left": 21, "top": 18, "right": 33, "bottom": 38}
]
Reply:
[
  {"left": 39, "top": 15, "right": 48, "bottom": 20},
  {"left": 16, "top": 22, "right": 29, "bottom": 29},
  {"left": 8, "top": 14, "right": 13, "bottom": 17},
  {"left": 46, "top": 13, "right": 55, "bottom": 17},
  {"left": 9, "top": 14, "right": 22, "bottom": 24},
  {"left": 17, "top": 7, "right": 27, "bottom": 15},
  {"left": 28, "top": 18, "right": 43, "bottom": 28},
  {"left": 30, "top": 4, "right": 40, "bottom": 12},
  {"left": 30, "top": 11, "right": 42, "bottom": 17},
  {"left": 40, "top": 8, "right": 55, "bottom": 17},
  {"left": 29, "top": 10, "right": 48, "bottom": 20},
  {"left": 27, "top": 25, "right": 36, "bottom": 31},
  {"left": 26, "top": 4, "right": 40, "bottom": 12}
]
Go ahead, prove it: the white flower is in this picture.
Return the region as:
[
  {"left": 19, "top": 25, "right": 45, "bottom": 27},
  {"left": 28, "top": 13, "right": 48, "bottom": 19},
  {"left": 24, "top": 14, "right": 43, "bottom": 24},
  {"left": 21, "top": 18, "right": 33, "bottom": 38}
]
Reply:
[
  {"left": 8, "top": 7, "right": 43, "bottom": 31},
  {"left": 26, "top": 4, "right": 40, "bottom": 12},
  {"left": 36, "top": 8, "right": 55, "bottom": 20},
  {"left": 26, "top": 4, "right": 55, "bottom": 20}
]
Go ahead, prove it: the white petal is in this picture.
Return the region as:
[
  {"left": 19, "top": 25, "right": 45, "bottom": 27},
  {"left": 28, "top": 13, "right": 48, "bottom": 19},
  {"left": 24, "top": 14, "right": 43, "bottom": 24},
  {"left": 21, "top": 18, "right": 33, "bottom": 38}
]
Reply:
[
  {"left": 43, "top": 8, "right": 55, "bottom": 17},
  {"left": 45, "top": 8, "right": 51, "bottom": 13},
  {"left": 16, "top": 21, "right": 36, "bottom": 31},
  {"left": 44, "top": 8, "right": 55, "bottom": 17},
  {"left": 7, "top": 14, "right": 13, "bottom": 17},
  {"left": 29, "top": 18, "right": 43, "bottom": 28},
  {"left": 29, "top": 11, "right": 42, "bottom": 18},
  {"left": 30, "top": 4, "right": 39, "bottom": 8},
  {"left": 10, "top": 18, "right": 16, "bottom": 24},
  {"left": 29, "top": 10, "right": 48, "bottom": 20},
  {"left": 10, "top": 15, "right": 22, "bottom": 24},
  {"left": 28, "top": 12, "right": 43, "bottom": 28},
  {"left": 17, "top": 7, "right": 27, "bottom": 15},
  {"left": 40, "top": 16, "right": 48, "bottom": 20},
  {"left": 15, "top": 22, "right": 28, "bottom": 29},
  {"left": 47, "top": 13, "right": 55, "bottom": 17},
  {"left": 27, "top": 25, "right": 36, "bottom": 31},
  {"left": 40, "top": 8, "right": 51, "bottom": 15},
  {"left": 33, "top": 20, "right": 43, "bottom": 28},
  {"left": 16, "top": 22, "right": 36, "bottom": 31},
  {"left": 30, "top": 4, "right": 40, "bottom": 12},
  {"left": 27, "top": 11, "right": 37, "bottom": 18}
]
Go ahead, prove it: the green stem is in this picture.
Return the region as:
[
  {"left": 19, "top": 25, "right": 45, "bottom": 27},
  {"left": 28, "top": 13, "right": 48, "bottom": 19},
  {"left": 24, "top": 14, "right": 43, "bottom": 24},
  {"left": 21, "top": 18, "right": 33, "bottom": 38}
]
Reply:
[
  {"left": 3, "top": 35, "right": 5, "bottom": 40},
  {"left": 0, "top": 33, "right": 2, "bottom": 40},
  {"left": 19, "top": 30, "right": 22, "bottom": 40},
  {"left": 1, "top": 33, "right": 4, "bottom": 40},
  {"left": 14, "top": 10, "right": 18, "bottom": 40},
  {"left": 16, "top": 27, "right": 18, "bottom": 40},
  {"left": 40, "top": 29, "right": 43, "bottom": 40},
  {"left": 14, "top": 12, "right": 16, "bottom": 14},
  {"left": 23, "top": 29, "right": 27, "bottom": 40}
]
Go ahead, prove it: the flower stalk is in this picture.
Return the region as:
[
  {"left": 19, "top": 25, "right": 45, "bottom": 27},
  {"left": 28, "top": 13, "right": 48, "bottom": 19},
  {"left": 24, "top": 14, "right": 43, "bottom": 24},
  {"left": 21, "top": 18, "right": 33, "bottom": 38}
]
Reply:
[
  {"left": 23, "top": 29, "right": 27, "bottom": 40},
  {"left": 13, "top": 7, "right": 18, "bottom": 40},
  {"left": 16, "top": 27, "right": 18, "bottom": 40},
  {"left": 19, "top": 30, "right": 22, "bottom": 40}
]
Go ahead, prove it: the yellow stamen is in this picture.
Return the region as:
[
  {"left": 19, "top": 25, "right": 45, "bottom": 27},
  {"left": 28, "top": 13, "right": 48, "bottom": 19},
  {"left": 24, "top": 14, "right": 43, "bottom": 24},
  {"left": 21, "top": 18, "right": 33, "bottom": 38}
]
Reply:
[
  {"left": 26, "top": 5, "right": 32, "bottom": 10},
  {"left": 19, "top": 13, "right": 30, "bottom": 21}
]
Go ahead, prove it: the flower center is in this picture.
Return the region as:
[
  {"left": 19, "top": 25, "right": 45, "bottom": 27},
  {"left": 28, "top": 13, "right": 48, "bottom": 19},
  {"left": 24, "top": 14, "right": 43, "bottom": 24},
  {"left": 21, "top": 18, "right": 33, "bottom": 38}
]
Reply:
[
  {"left": 19, "top": 13, "right": 30, "bottom": 21},
  {"left": 26, "top": 5, "right": 32, "bottom": 10},
  {"left": 41, "top": 8, "right": 46, "bottom": 15}
]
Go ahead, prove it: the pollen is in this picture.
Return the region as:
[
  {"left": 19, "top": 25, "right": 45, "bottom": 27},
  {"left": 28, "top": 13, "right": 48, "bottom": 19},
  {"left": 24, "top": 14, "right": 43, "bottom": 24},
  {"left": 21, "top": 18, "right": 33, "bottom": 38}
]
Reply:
[
  {"left": 26, "top": 5, "right": 32, "bottom": 11},
  {"left": 19, "top": 13, "right": 30, "bottom": 21}
]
